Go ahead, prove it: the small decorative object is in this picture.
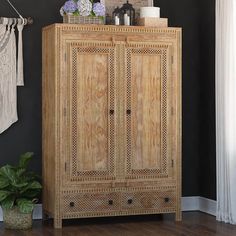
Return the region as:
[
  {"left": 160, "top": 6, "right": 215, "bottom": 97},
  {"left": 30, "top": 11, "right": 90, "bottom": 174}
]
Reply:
[
  {"left": 138, "top": 17, "right": 168, "bottom": 27},
  {"left": 141, "top": 0, "right": 160, "bottom": 18},
  {"left": 60, "top": 0, "right": 106, "bottom": 24},
  {"left": 138, "top": 1, "right": 168, "bottom": 27},
  {"left": 112, "top": 6, "right": 121, "bottom": 25},
  {"left": 77, "top": 0, "right": 92, "bottom": 16},
  {"left": 93, "top": 2, "right": 106, "bottom": 16},
  {"left": 119, "top": 1, "right": 135, "bottom": 26},
  {"left": 0, "top": 152, "right": 42, "bottom": 230},
  {"left": 106, "top": 0, "right": 149, "bottom": 18},
  {"left": 140, "top": 6, "right": 160, "bottom": 18},
  {"left": 62, "top": 0, "right": 78, "bottom": 14}
]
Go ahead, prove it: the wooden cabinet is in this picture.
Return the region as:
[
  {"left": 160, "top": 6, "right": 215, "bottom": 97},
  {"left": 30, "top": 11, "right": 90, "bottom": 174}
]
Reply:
[{"left": 42, "top": 24, "right": 182, "bottom": 228}]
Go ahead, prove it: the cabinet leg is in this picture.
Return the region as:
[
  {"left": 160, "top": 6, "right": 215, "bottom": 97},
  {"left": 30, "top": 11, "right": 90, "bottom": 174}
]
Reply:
[
  {"left": 42, "top": 211, "right": 49, "bottom": 221},
  {"left": 175, "top": 210, "right": 182, "bottom": 221},
  {"left": 54, "top": 217, "right": 62, "bottom": 229}
]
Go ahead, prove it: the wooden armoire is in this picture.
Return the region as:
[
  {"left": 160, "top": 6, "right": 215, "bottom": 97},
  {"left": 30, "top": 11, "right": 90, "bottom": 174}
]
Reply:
[{"left": 42, "top": 24, "right": 182, "bottom": 228}]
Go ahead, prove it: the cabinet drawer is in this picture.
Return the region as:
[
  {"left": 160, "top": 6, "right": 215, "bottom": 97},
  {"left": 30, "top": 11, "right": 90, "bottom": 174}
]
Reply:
[
  {"left": 121, "top": 190, "right": 176, "bottom": 211},
  {"left": 63, "top": 192, "right": 120, "bottom": 213}
]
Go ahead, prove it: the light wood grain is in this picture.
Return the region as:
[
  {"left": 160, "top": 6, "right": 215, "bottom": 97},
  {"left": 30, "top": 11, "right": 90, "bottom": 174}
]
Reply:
[
  {"left": 77, "top": 53, "right": 109, "bottom": 171},
  {"left": 131, "top": 54, "right": 161, "bottom": 170},
  {"left": 42, "top": 26, "right": 59, "bottom": 225},
  {"left": 42, "top": 24, "right": 182, "bottom": 228},
  {"left": 137, "top": 18, "right": 168, "bottom": 27}
]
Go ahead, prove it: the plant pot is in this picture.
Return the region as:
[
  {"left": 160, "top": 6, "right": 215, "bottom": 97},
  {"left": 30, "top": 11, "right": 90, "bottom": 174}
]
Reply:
[{"left": 3, "top": 207, "right": 33, "bottom": 230}]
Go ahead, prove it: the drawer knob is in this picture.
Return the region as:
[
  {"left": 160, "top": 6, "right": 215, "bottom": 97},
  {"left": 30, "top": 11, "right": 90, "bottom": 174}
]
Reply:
[
  {"left": 164, "top": 197, "right": 170, "bottom": 203},
  {"left": 127, "top": 199, "right": 133, "bottom": 204},
  {"left": 109, "top": 110, "right": 114, "bottom": 115},
  {"left": 127, "top": 110, "right": 131, "bottom": 115},
  {"left": 69, "top": 202, "right": 75, "bottom": 207},
  {"left": 108, "top": 200, "right": 113, "bottom": 205}
]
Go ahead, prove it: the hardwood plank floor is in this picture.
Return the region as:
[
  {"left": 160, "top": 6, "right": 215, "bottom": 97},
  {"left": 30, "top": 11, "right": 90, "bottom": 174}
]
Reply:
[{"left": 0, "top": 212, "right": 236, "bottom": 236}]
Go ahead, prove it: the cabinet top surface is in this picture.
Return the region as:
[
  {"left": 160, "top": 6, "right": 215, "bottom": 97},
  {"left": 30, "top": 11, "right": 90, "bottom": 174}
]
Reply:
[{"left": 42, "top": 23, "right": 181, "bottom": 34}]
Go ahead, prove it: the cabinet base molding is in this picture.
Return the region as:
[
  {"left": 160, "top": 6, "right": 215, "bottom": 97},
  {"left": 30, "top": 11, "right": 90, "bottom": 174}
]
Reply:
[{"left": 0, "top": 197, "right": 216, "bottom": 224}]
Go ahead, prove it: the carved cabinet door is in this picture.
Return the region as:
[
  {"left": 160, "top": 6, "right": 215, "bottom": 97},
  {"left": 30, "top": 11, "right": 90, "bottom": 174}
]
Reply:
[
  {"left": 121, "top": 40, "right": 175, "bottom": 181},
  {"left": 60, "top": 37, "right": 118, "bottom": 185}
]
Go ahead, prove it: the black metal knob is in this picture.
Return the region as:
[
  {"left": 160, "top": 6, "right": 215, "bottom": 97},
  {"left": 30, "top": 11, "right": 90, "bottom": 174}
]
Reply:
[
  {"left": 127, "top": 110, "right": 131, "bottom": 115},
  {"left": 70, "top": 202, "right": 75, "bottom": 207},
  {"left": 164, "top": 198, "right": 169, "bottom": 203},
  {"left": 109, "top": 110, "right": 114, "bottom": 115},
  {"left": 127, "top": 199, "right": 133, "bottom": 204},
  {"left": 108, "top": 200, "right": 113, "bottom": 205}
]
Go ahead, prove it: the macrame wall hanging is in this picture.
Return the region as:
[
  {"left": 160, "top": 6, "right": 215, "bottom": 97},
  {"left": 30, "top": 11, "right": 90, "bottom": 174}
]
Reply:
[{"left": 0, "top": 0, "right": 33, "bottom": 134}]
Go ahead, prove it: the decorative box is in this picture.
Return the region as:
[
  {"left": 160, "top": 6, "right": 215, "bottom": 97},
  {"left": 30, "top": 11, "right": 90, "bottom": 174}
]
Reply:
[
  {"left": 63, "top": 15, "right": 105, "bottom": 25},
  {"left": 137, "top": 17, "right": 168, "bottom": 27}
]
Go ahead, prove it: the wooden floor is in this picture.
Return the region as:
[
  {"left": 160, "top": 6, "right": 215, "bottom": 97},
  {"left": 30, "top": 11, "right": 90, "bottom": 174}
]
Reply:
[{"left": 0, "top": 212, "right": 236, "bottom": 236}]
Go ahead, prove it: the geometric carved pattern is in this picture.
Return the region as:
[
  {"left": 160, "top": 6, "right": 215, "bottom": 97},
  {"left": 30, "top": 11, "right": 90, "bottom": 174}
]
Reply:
[
  {"left": 62, "top": 188, "right": 176, "bottom": 218},
  {"left": 63, "top": 192, "right": 120, "bottom": 213},
  {"left": 42, "top": 24, "right": 181, "bottom": 228},
  {"left": 125, "top": 45, "right": 170, "bottom": 179},
  {"left": 70, "top": 43, "right": 116, "bottom": 182},
  {"left": 121, "top": 190, "right": 176, "bottom": 211}
]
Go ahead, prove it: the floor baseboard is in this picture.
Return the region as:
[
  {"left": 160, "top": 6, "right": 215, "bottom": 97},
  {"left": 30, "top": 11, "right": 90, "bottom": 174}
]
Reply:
[
  {"left": 0, "top": 196, "right": 216, "bottom": 221},
  {"left": 182, "top": 196, "right": 216, "bottom": 216},
  {"left": 199, "top": 197, "right": 217, "bottom": 216}
]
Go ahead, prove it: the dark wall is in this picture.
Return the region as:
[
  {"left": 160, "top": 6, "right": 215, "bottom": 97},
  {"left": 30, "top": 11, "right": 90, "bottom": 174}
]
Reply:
[
  {"left": 0, "top": 0, "right": 215, "bottom": 199},
  {"left": 156, "top": 0, "right": 201, "bottom": 197},
  {"left": 0, "top": 0, "right": 65, "bottom": 172},
  {"left": 198, "top": 0, "right": 216, "bottom": 200},
  {"left": 155, "top": 0, "right": 216, "bottom": 199}
]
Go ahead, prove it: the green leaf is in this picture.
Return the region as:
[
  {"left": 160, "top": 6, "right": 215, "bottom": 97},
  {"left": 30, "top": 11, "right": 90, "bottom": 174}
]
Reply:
[
  {"left": 24, "top": 171, "right": 41, "bottom": 182},
  {"left": 20, "top": 181, "right": 42, "bottom": 196},
  {"left": 19, "top": 152, "right": 34, "bottom": 169},
  {"left": 16, "top": 198, "right": 34, "bottom": 214},
  {"left": 0, "top": 165, "right": 16, "bottom": 183},
  {"left": 16, "top": 168, "right": 26, "bottom": 177},
  {"left": 0, "top": 190, "right": 11, "bottom": 202},
  {"left": 12, "top": 181, "right": 28, "bottom": 188},
  {"left": 0, "top": 178, "right": 9, "bottom": 189},
  {"left": 27, "top": 181, "right": 42, "bottom": 190},
  {"left": 1, "top": 195, "right": 15, "bottom": 210},
  {"left": 0, "top": 152, "right": 41, "bottom": 205},
  {"left": 21, "top": 189, "right": 41, "bottom": 198}
]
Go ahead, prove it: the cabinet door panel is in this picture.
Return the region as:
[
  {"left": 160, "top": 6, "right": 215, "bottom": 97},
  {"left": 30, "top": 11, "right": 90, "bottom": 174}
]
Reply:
[
  {"left": 77, "top": 53, "right": 108, "bottom": 172},
  {"left": 131, "top": 54, "right": 162, "bottom": 170},
  {"left": 123, "top": 43, "right": 173, "bottom": 180},
  {"left": 62, "top": 41, "right": 117, "bottom": 183}
]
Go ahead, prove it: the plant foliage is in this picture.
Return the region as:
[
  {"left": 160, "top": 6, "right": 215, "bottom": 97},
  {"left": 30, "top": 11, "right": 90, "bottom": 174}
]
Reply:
[{"left": 0, "top": 152, "right": 42, "bottom": 214}]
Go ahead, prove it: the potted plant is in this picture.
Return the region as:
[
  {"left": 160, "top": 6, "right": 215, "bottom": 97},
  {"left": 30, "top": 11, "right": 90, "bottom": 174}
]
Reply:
[{"left": 0, "top": 152, "right": 42, "bottom": 230}]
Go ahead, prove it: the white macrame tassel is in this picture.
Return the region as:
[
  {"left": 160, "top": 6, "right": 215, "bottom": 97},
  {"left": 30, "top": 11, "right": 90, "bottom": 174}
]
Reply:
[
  {"left": 17, "top": 21, "right": 24, "bottom": 86},
  {"left": 0, "top": 19, "right": 18, "bottom": 134}
]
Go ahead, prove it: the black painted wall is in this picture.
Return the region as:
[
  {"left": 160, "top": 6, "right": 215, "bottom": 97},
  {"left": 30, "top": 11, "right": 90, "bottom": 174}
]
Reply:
[
  {"left": 198, "top": 0, "right": 216, "bottom": 200},
  {"left": 156, "top": 0, "right": 201, "bottom": 197},
  {"left": 0, "top": 0, "right": 216, "bottom": 199}
]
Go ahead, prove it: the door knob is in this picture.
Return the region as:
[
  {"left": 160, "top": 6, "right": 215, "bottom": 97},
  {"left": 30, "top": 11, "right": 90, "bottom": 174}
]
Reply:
[
  {"left": 164, "top": 197, "right": 170, "bottom": 203},
  {"left": 127, "top": 110, "right": 131, "bottom": 115},
  {"left": 108, "top": 200, "right": 113, "bottom": 205},
  {"left": 127, "top": 199, "right": 133, "bottom": 204}
]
